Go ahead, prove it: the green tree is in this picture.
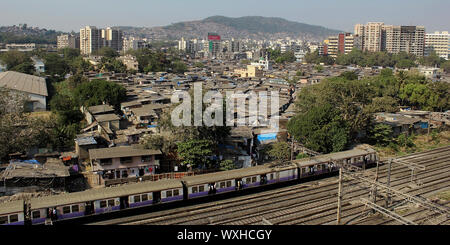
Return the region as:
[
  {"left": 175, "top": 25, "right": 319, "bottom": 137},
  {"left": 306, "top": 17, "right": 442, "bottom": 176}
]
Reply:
[
  {"left": 172, "top": 60, "right": 187, "bottom": 74},
  {"left": 367, "top": 124, "right": 394, "bottom": 146},
  {"left": 43, "top": 53, "right": 69, "bottom": 76},
  {"left": 0, "top": 51, "right": 31, "bottom": 69},
  {"left": 266, "top": 142, "right": 291, "bottom": 161},
  {"left": 95, "top": 47, "right": 119, "bottom": 58},
  {"left": 288, "top": 104, "right": 350, "bottom": 153},
  {"left": 219, "top": 159, "right": 236, "bottom": 171},
  {"left": 73, "top": 79, "right": 127, "bottom": 109},
  {"left": 10, "top": 62, "right": 35, "bottom": 74},
  {"left": 177, "top": 139, "right": 214, "bottom": 169}
]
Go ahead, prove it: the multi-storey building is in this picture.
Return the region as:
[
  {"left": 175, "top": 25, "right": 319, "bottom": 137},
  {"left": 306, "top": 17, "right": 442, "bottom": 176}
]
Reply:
[
  {"left": 102, "top": 27, "right": 123, "bottom": 52},
  {"left": 57, "top": 34, "right": 80, "bottom": 49},
  {"left": 80, "top": 26, "right": 103, "bottom": 55},
  {"left": 362, "top": 22, "right": 384, "bottom": 52},
  {"left": 123, "top": 37, "right": 149, "bottom": 52},
  {"left": 383, "top": 25, "right": 425, "bottom": 57},
  {"left": 355, "top": 22, "right": 425, "bottom": 57},
  {"left": 425, "top": 31, "right": 450, "bottom": 60},
  {"left": 325, "top": 33, "right": 362, "bottom": 58}
]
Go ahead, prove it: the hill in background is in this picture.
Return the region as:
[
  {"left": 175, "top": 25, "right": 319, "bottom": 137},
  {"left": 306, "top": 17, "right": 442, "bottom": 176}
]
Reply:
[{"left": 119, "top": 16, "right": 342, "bottom": 41}]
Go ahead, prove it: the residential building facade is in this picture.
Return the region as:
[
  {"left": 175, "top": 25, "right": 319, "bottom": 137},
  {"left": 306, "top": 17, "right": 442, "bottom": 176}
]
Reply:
[{"left": 425, "top": 31, "right": 450, "bottom": 60}]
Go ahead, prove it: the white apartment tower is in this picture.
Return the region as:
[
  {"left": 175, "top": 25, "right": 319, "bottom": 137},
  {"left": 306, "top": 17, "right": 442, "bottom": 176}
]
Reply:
[{"left": 425, "top": 31, "right": 450, "bottom": 60}]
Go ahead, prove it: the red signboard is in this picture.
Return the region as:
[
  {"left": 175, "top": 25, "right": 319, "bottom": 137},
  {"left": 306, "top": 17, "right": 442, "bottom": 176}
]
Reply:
[{"left": 208, "top": 35, "right": 221, "bottom": 41}]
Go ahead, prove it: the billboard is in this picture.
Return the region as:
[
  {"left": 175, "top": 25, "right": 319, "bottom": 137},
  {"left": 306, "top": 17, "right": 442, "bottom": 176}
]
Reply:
[{"left": 208, "top": 33, "right": 221, "bottom": 41}]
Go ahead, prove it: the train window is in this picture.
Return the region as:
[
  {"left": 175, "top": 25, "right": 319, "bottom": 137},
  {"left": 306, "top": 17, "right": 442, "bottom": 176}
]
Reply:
[
  {"left": 252, "top": 177, "right": 257, "bottom": 183},
  {"left": 192, "top": 186, "right": 198, "bottom": 193},
  {"left": 71, "top": 205, "right": 79, "bottom": 213},
  {"left": 220, "top": 182, "right": 226, "bottom": 189},
  {"left": 63, "top": 206, "right": 71, "bottom": 214},
  {"left": 9, "top": 214, "right": 18, "bottom": 223},
  {"left": 100, "top": 200, "right": 107, "bottom": 208},
  {"left": 141, "top": 194, "right": 148, "bottom": 202},
  {"left": 108, "top": 199, "right": 115, "bottom": 207},
  {"left": 173, "top": 189, "right": 179, "bottom": 196},
  {"left": 0, "top": 216, "right": 8, "bottom": 224},
  {"left": 134, "top": 195, "right": 141, "bottom": 203},
  {"left": 166, "top": 190, "right": 173, "bottom": 197},
  {"left": 246, "top": 178, "right": 251, "bottom": 183},
  {"left": 270, "top": 174, "right": 274, "bottom": 180},
  {"left": 32, "top": 211, "right": 40, "bottom": 219},
  {"left": 226, "top": 181, "right": 232, "bottom": 187},
  {"left": 199, "top": 185, "right": 205, "bottom": 192},
  {"left": 99, "top": 201, "right": 107, "bottom": 208}
]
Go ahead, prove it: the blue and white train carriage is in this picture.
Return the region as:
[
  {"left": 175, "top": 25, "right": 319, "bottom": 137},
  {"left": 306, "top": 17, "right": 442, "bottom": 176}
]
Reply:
[
  {"left": 28, "top": 179, "right": 183, "bottom": 224},
  {"left": 0, "top": 200, "right": 25, "bottom": 225},
  {"left": 181, "top": 162, "right": 298, "bottom": 199}
]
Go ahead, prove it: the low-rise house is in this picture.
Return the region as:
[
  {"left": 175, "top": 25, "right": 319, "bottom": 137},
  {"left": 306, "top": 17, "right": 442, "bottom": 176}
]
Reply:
[
  {"left": 94, "top": 113, "right": 120, "bottom": 132},
  {"left": 88, "top": 146, "right": 162, "bottom": 185},
  {"left": 375, "top": 112, "right": 425, "bottom": 136},
  {"left": 31, "top": 57, "right": 45, "bottom": 74},
  {"left": 0, "top": 158, "right": 69, "bottom": 195},
  {"left": 83, "top": 104, "right": 115, "bottom": 124},
  {"left": 0, "top": 71, "right": 48, "bottom": 111}
]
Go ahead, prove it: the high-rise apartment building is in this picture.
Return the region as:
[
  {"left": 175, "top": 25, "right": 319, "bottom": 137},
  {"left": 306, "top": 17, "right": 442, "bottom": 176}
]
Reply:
[
  {"left": 355, "top": 23, "right": 425, "bottom": 57},
  {"left": 383, "top": 25, "right": 425, "bottom": 57},
  {"left": 80, "top": 26, "right": 103, "bottom": 55},
  {"left": 326, "top": 33, "right": 362, "bottom": 58},
  {"left": 57, "top": 34, "right": 80, "bottom": 49},
  {"left": 102, "top": 27, "right": 123, "bottom": 52},
  {"left": 425, "top": 31, "right": 450, "bottom": 60},
  {"left": 362, "top": 22, "right": 384, "bottom": 52}
]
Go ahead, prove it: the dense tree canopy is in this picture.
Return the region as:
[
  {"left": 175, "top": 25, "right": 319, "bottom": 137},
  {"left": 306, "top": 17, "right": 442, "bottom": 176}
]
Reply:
[
  {"left": 73, "top": 79, "right": 127, "bottom": 109},
  {"left": 288, "top": 69, "right": 450, "bottom": 153}
]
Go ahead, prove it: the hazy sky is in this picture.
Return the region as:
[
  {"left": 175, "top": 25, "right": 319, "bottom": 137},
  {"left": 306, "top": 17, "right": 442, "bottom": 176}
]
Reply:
[{"left": 1, "top": 0, "right": 449, "bottom": 33}]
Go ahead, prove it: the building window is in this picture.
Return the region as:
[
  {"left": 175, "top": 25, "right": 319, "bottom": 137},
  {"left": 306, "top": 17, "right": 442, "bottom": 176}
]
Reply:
[
  {"left": 142, "top": 156, "right": 152, "bottom": 162},
  {"left": 120, "top": 157, "right": 133, "bottom": 164},
  {"left": 100, "top": 158, "right": 112, "bottom": 165}
]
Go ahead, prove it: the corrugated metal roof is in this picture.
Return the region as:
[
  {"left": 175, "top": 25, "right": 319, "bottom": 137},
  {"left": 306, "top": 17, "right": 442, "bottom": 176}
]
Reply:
[
  {"left": 89, "top": 146, "right": 161, "bottom": 160},
  {"left": 29, "top": 179, "right": 182, "bottom": 209},
  {"left": 88, "top": 104, "right": 114, "bottom": 115},
  {"left": 0, "top": 71, "right": 47, "bottom": 96}
]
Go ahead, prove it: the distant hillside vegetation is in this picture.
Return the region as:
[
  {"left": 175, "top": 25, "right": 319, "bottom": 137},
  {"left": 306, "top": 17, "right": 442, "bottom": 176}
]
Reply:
[{"left": 118, "top": 16, "right": 342, "bottom": 41}]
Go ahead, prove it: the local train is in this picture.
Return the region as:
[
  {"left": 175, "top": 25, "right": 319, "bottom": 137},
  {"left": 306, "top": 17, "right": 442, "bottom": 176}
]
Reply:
[{"left": 0, "top": 145, "right": 377, "bottom": 225}]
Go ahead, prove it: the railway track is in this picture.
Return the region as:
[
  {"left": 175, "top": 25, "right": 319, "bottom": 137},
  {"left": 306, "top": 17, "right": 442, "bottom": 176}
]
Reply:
[{"left": 89, "top": 145, "right": 450, "bottom": 225}]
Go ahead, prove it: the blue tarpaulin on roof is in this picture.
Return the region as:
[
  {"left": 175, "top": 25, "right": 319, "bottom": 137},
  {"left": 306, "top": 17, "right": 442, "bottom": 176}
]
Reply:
[
  {"left": 257, "top": 133, "right": 277, "bottom": 142},
  {"left": 420, "top": 122, "right": 429, "bottom": 129},
  {"left": 148, "top": 125, "right": 158, "bottom": 128},
  {"left": 15, "top": 159, "right": 41, "bottom": 165}
]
